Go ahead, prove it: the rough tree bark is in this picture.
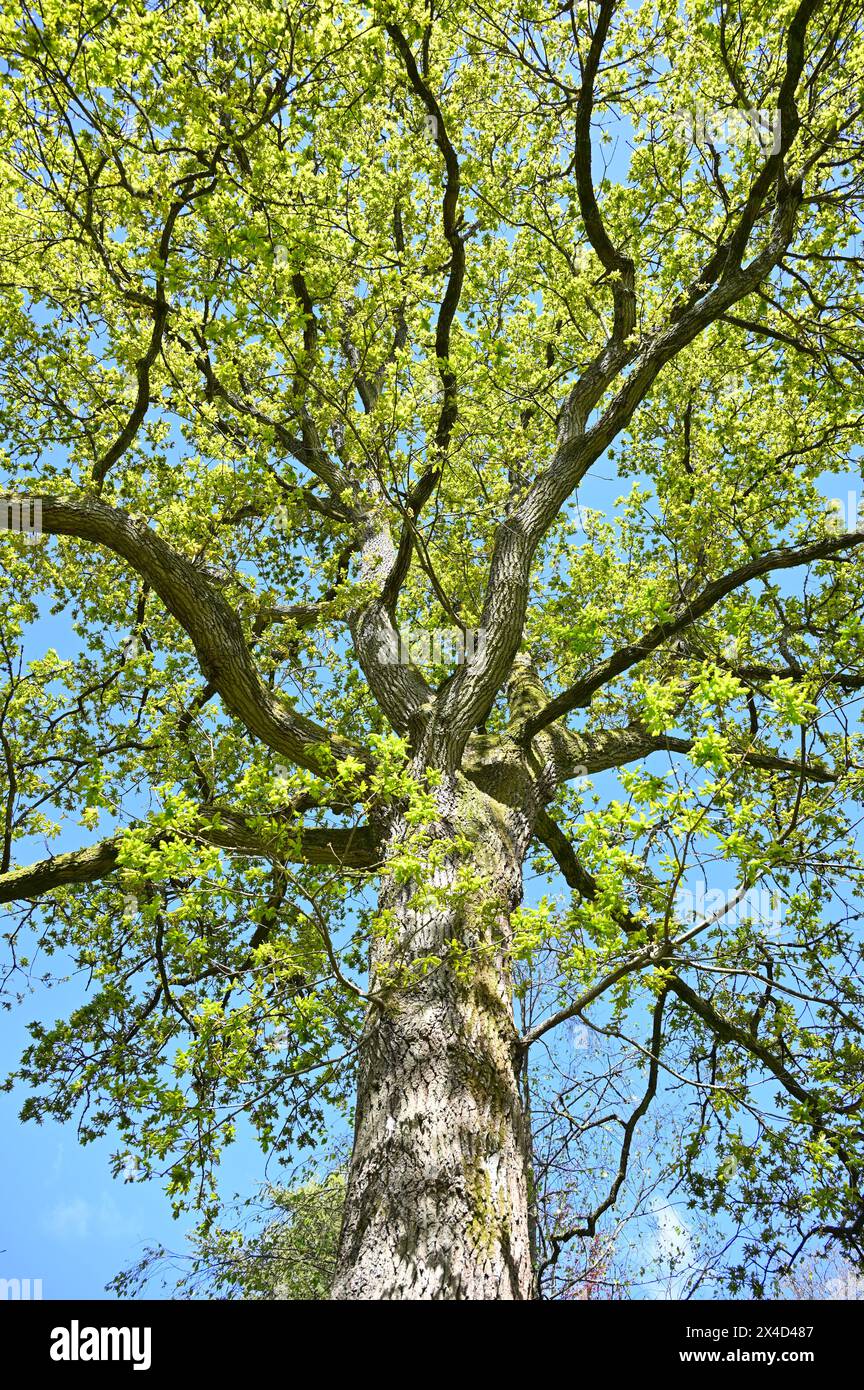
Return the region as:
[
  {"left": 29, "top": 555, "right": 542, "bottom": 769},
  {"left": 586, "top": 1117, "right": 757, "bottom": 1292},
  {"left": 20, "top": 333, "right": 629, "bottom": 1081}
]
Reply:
[{"left": 332, "top": 769, "right": 537, "bottom": 1300}]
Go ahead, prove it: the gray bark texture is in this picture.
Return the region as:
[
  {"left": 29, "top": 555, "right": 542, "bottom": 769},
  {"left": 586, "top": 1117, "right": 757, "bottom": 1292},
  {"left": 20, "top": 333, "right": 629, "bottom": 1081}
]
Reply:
[{"left": 332, "top": 774, "right": 534, "bottom": 1300}]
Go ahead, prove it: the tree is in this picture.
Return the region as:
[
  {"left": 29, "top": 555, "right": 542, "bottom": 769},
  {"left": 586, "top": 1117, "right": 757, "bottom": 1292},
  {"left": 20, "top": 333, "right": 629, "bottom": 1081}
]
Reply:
[
  {"left": 1, "top": 0, "right": 863, "bottom": 1301},
  {"left": 111, "top": 1173, "right": 345, "bottom": 1301}
]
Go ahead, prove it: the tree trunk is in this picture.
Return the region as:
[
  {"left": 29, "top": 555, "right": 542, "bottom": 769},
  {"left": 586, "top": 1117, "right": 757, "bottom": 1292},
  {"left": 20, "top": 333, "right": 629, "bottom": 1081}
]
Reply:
[{"left": 331, "top": 773, "right": 534, "bottom": 1300}]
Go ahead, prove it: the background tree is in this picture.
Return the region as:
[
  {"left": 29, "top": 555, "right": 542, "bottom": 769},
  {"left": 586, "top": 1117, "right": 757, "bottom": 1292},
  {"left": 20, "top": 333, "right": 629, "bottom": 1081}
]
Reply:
[
  {"left": 1, "top": 0, "right": 864, "bottom": 1300},
  {"left": 111, "top": 1172, "right": 345, "bottom": 1301}
]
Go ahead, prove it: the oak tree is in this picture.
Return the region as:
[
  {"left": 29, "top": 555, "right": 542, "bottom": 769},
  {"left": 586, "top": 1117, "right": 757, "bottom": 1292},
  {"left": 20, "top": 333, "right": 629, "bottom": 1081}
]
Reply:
[{"left": 1, "top": 0, "right": 864, "bottom": 1299}]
